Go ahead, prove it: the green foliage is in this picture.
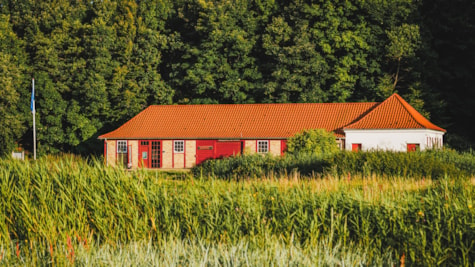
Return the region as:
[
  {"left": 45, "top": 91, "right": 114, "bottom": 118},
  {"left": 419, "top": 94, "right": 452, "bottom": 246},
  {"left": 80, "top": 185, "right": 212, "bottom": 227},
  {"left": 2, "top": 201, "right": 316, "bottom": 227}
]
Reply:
[
  {"left": 327, "top": 149, "right": 475, "bottom": 178},
  {"left": 192, "top": 153, "right": 282, "bottom": 179},
  {"left": 194, "top": 149, "right": 475, "bottom": 179},
  {"left": 0, "top": 156, "right": 473, "bottom": 265},
  {"left": 386, "top": 24, "right": 421, "bottom": 60},
  {"left": 0, "top": 14, "right": 27, "bottom": 156},
  {"left": 286, "top": 129, "right": 339, "bottom": 156},
  {"left": 260, "top": 1, "right": 376, "bottom": 103},
  {"left": 0, "top": 0, "right": 474, "bottom": 152},
  {"left": 168, "top": 0, "right": 264, "bottom": 104},
  {"left": 385, "top": 23, "right": 421, "bottom": 90}
]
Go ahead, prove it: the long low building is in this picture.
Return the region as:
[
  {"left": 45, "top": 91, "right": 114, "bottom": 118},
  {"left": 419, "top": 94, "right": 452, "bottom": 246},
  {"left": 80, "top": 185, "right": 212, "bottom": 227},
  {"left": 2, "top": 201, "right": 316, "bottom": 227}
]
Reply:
[{"left": 98, "top": 93, "right": 445, "bottom": 169}]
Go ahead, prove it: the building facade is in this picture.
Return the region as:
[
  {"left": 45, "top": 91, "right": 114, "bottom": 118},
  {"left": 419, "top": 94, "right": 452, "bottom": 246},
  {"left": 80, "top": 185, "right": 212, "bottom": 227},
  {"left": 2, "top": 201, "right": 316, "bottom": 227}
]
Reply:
[{"left": 99, "top": 94, "right": 446, "bottom": 169}]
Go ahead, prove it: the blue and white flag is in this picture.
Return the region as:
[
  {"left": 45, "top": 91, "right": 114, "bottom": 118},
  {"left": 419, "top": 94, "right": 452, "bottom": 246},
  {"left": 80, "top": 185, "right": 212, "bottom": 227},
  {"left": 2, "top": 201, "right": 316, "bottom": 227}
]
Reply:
[{"left": 31, "top": 78, "right": 35, "bottom": 113}]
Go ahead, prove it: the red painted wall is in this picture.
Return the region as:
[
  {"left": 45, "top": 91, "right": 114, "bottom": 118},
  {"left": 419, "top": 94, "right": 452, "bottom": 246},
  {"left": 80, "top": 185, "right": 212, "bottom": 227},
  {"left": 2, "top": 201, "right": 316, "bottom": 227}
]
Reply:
[
  {"left": 196, "top": 140, "right": 242, "bottom": 164},
  {"left": 196, "top": 140, "right": 215, "bottom": 165},
  {"left": 216, "top": 141, "right": 241, "bottom": 158},
  {"left": 281, "top": 140, "right": 287, "bottom": 156},
  {"left": 134, "top": 139, "right": 288, "bottom": 167}
]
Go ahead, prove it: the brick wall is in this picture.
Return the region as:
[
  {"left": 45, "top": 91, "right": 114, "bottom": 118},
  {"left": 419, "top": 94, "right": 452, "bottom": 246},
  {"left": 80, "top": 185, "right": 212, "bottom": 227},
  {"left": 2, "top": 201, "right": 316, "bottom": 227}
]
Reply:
[
  {"left": 106, "top": 140, "right": 116, "bottom": 167},
  {"left": 269, "top": 140, "right": 281, "bottom": 156},
  {"left": 162, "top": 140, "right": 173, "bottom": 168},
  {"left": 128, "top": 140, "right": 138, "bottom": 168},
  {"left": 244, "top": 140, "right": 256, "bottom": 154},
  {"left": 185, "top": 140, "right": 196, "bottom": 168}
]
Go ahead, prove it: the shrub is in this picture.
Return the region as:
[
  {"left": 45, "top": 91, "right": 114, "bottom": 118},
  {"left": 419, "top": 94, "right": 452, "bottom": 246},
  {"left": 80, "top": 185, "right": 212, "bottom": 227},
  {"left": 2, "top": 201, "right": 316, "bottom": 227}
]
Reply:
[
  {"left": 325, "top": 149, "right": 473, "bottom": 179},
  {"left": 192, "top": 153, "right": 281, "bottom": 179},
  {"left": 193, "top": 149, "right": 475, "bottom": 179},
  {"left": 286, "top": 129, "right": 339, "bottom": 156}
]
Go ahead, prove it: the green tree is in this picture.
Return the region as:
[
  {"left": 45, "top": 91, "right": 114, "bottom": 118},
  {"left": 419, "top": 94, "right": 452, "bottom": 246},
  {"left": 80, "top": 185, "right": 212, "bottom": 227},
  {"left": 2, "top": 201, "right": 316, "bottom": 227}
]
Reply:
[
  {"left": 79, "top": 0, "right": 119, "bottom": 144},
  {"left": 261, "top": 1, "right": 374, "bottom": 103},
  {"left": 166, "top": 0, "right": 269, "bottom": 104},
  {"left": 131, "top": 0, "right": 174, "bottom": 106},
  {"left": 286, "top": 129, "right": 339, "bottom": 156},
  {"left": 374, "top": 24, "right": 423, "bottom": 104},
  {"left": 0, "top": 0, "right": 470, "bottom": 154},
  {"left": 386, "top": 23, "right": 421, "bottom": 90},
  {"left": 0, "top": 14, "right": 27, "bottom": 155},
  {"left": 262, "top": 15, "right": 327, "bottom": 103},
  {"left": 358, "top": 0, "right": 421, "bottom": 101},
  {"left": 25, "top": 1, "right": 90, "bottom": 153},
  {"left": 106, "top": 0, "right": 174, "bottom": 123}
]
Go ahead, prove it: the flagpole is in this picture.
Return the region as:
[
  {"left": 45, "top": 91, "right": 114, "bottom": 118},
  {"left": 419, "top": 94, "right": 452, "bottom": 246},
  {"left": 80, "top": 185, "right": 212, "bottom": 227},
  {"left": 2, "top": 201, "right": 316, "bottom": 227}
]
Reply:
[{"left": 32, "top": 78, "right": 36, "bottom": 160}]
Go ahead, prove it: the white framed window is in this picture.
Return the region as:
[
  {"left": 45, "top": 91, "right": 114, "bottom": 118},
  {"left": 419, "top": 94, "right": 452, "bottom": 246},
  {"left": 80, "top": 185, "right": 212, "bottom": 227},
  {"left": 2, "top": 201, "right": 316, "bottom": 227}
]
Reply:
[
  {"left": 174, "top": 140, "right": 184, "bottom": 153},
  {"left": 117, "top": 140, "right": 127, "bottom": 153},
  {"left": 257, "top": 140, "right": 269, "bottom": 153}
]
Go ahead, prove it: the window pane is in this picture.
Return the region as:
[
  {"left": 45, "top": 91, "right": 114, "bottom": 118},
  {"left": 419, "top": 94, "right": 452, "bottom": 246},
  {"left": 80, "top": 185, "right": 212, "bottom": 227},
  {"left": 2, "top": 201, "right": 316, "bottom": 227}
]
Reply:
[
  {"left": 117, "top": 141, "right": 127, "bottom": 153},
  {"left": 258, "top": 141, "right": 268, "bottom": 153},
  {"left": 174, "top": 141, "right": 184, "bottom": 153}
]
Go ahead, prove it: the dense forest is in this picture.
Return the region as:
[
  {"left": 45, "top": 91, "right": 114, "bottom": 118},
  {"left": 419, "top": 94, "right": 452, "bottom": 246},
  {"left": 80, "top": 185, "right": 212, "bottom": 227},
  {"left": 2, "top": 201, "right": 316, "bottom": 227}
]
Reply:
[{"left": 0, "top": 0, "right": 474, "bottom": 155}]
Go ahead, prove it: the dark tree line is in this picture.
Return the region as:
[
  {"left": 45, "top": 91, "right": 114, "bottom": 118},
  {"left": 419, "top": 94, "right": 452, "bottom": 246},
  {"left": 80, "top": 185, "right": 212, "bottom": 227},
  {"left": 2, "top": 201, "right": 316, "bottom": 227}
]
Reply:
[{"left": 0, "top": 0, "right": 473, "bottom": 155}]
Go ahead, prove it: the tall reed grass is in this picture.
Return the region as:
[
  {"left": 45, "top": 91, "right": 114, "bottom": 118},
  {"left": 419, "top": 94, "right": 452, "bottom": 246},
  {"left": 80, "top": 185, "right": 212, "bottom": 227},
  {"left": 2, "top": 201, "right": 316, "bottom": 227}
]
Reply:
[
  {"left": 1, "top": 235, "right": 396, "bottom": 266},
  {"left": 0, "top": 155, "right": 473, "bottom": 265}
]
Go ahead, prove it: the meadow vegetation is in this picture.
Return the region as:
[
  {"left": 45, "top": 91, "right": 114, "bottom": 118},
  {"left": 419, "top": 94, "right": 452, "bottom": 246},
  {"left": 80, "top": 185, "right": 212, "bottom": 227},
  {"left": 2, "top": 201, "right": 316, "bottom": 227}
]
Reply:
[
  {"left": 193, "top": 149, "right": 475, "bottom": 179},
  {"left": 0, "top": 153, "right": 474, "bottom": 265}
]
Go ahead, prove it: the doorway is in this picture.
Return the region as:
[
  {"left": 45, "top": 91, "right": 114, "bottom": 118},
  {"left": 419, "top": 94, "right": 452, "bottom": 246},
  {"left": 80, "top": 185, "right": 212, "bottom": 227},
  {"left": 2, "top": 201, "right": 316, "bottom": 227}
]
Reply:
[{"left": 139, "top": 140, "right": 162, "bottom": 168}]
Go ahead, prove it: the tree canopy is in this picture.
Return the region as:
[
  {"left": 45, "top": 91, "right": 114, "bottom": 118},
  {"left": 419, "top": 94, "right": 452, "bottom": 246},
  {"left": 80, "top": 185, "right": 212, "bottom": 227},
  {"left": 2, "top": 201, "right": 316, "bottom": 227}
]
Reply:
[{"left": 0, "top": 0, "right": 473, "bottom": 155}]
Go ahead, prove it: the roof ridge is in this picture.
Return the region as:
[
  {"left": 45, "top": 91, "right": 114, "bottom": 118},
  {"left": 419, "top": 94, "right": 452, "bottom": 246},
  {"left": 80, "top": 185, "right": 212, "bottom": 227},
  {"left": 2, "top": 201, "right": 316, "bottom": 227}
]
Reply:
[
  {"left": 98, "top": 101, "right": 377, "bottom": 139},
  {"left": 99, "top": 95, "right": 445, "bottom": 140},
  {"left": 339, "top": 102, "right": 380, "bottom": 130},
  {"left": 392, "top": 94, "right": 424, "bottom": 128},
  {"left": 147, "top": 102, "right": 379, "bottom": 107},
  {"left": 392, "top": 93, "right": 446, "bottom": 131},
  {"left": 344, "top": 93, "right": 445, "bottom": 132},
  {"left": 343, "top": 97, "right": 386, "bottom": 129}
]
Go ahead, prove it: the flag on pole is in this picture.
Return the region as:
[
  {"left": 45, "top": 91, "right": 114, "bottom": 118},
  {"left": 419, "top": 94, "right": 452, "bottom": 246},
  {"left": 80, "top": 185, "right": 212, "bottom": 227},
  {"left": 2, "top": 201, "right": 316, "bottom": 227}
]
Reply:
[
  {"left": 31, "top": 78, "right": 35, "bottom": 113},
  {"left": 32, "top": 78, "right": 36, "bottom": 160}
]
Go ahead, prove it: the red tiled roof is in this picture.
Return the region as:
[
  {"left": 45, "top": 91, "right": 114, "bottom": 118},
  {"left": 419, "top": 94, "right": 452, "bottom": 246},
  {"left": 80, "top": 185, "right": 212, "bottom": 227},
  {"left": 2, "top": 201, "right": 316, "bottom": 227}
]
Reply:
[
  {"left": 99, "top": 102, "right": 377, "bottom": 139},
  {"left": 98, "top": 93, "right": 445, "bottom": 140},
  {"left": 344, "top": 93, "right": 446, "bottom": 132}
]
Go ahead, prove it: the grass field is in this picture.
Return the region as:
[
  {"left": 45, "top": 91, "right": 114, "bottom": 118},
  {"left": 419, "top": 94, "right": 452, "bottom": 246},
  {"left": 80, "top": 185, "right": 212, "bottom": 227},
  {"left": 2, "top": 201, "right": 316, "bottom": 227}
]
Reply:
[{"left": 0, "top": 155, "right": 473, "bottom": 265}]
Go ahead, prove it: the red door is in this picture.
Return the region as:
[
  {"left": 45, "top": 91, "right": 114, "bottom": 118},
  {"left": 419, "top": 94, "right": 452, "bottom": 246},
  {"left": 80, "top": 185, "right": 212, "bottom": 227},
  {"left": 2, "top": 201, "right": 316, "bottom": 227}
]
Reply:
[
  {"left": 139, "top": 140, "right": 162, "bottom": 168},
  {"left": 407, "top": 143, "right": 419, "bottom": 152},
  {"left": 196, "top": 140, "right": 215, "bottom": 165},
  {"left": 216, "top": 141, "right": 241, "bottom": 158},
  {"left": 352, "top": 143, "right": 362, "bottom": 152},
  {"left": 281, "top": 140, "right": 287, "bottom": 156},
  {"left": 139, "top": 141, "right": 150, "bottom": 168}
]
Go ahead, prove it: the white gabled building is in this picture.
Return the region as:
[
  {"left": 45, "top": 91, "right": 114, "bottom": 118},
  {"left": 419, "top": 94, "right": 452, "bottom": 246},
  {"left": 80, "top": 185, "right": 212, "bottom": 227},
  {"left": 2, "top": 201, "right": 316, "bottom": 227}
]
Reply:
[{"left": 344, "top": 94, "right": 445, "bottom": 152}]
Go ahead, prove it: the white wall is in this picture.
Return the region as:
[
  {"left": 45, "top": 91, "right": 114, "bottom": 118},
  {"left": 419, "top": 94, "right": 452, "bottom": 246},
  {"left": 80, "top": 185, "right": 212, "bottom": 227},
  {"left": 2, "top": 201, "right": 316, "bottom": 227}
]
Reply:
[{"left": 343, "top": 129, "right": 444, "bottom": 152}]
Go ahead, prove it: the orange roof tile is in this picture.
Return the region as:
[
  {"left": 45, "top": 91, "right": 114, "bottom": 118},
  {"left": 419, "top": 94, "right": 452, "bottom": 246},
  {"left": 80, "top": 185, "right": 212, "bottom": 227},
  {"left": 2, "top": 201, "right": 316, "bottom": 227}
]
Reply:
[
  {"left": 98, "top": 94, "right": 445, "bottom": 140},
  {"left": 344, "top": 93, "right": 446, "bottom": 132},
  {"left": 99, "top": 102, "right": 377, "bottom": 139}
]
